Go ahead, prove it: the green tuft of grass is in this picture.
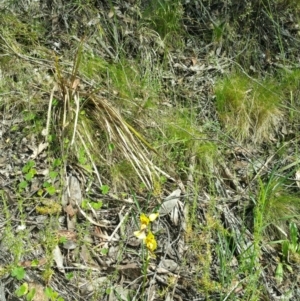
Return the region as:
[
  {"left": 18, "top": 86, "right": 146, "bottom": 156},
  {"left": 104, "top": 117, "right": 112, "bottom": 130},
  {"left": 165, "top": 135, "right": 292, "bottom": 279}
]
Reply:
[
  {"left": 255, "top": 175, "right": 300, "bottom": 241},
  {"left": 215, "top": 73, "right": 283, "bottom": 144},
  {"left": 142, "top": 0, "right": 185, "bottom": 49}
]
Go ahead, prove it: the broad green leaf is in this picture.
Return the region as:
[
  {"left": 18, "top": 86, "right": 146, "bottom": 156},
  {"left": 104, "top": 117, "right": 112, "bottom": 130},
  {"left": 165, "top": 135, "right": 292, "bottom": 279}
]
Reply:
[
  {"left": 26, "top": 288, "right": 36, "bottom": 301},
  {"left": 15, "top": 282, "right": 28, "bottom": 297},
  {"left": 11, "top": 266, "right": 26, "bottom": 280},
  {"left": 46, "top": 186, "right": 56, "bottom": 195},
  {"left": 18, "top": 181, "right": 28, "bottom": 189},
  {"left": 100, "top": 185, "right": 110, "bottom": 195}
]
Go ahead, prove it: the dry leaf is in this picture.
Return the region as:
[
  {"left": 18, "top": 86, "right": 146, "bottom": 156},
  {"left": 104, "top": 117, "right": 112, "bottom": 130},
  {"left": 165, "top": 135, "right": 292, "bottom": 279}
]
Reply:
[
  {"left": 160, "top": 259, "right": 178, "bottom": 273},
  {"left": 69, "top": 176, "right": 82, "bottom": 207},
  {"left": 71, "top": 78, "right": 80, "bottom": 90},
  {"left": 30, "top": 142, "right": 48, "bottom": 159},
  {"left": 159, "top": 189, "right": 181, "bottom": 216},
  {"left": 170, "top": 205, "right": 179, "bottom": 225},
  {"left": 295, "top": 169, "right": 300, "bottom": 188},
  {"left": 52, "top": 245, "right": 64, "bottom": 273},
  {"left": 64, "top": 204, "right": 78, "bottom": 217},
  {"left": 108, "top": 10, "right": 114, "bottom": 18}
]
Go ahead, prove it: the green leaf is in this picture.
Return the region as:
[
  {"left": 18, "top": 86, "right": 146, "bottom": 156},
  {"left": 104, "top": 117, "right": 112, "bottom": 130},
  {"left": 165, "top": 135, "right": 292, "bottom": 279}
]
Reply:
[
  {"left": 19, "top": 181, "right": 28, "bottom": 189},
  {"left": 15, "top": 282, "right": 28, "bottom": 297},
  {"left": 23, "top": 111, "right": 36, "bottom": 121},
  {"left": 65, "top": 272, "right": 74, "bottom": 280},
  {"left": 37, "top": 189, "right": 44, "bottom": 196},
  {"left": 91, "top": 201, "right": 103, "bottom": 210},
  {"left": 43, "top": 181, "right": 51, "bottom": 188},
  {"left": 45, "top": 286, "right": 58, "bottom": 299},
  {"left": 45, "top": 186, "right": 56, "bottom": 195},
  {"left": 81, "top": 199, "right": 89, "bottom": 209},
  {"left": 18, "top": 181, "right": 28, "bottom": 189},
  {"left": 108, "top": 143, "right": 115, "bottom": 152},
  {"left": 11, "top": 125, "right": 19, "bottom": 131},
  {"left": 48, "top": 135, "right": 54, "bottom": 143},
  {"left": 81, "top": 199, "right": 102, "bottom": 210},
  {"left": 59, "top": 236, "right": 67, "bottom": 244},
  {"left": 11, "top": 266, "right": 26, "bottom": 280},
  {"left": 25, "top": 173, "right": 33, "bottom": 181},
  {"left": 289, "top": 222, "right": 298, "bottom": 248},
  {"left": 25, "top": 169, "right": 37, "bottom": 181},
  {"left": 31, "top": 259, "right": 39, "bottom": 267},
  {"left": 49, "top": 171, "right": 58, "bottom": 180},
  {"left": 100, "top": 185, "right": 110, "bottom": 195},
  {"left": 100, "top": 248, "right": 109, "bottom": 255},
  {"left": 275, "top": 262, "right": 283, "bottom": 284},
  {"left": 52, "top": 98, "right": 58, "bottom": 106},
  {"left": 53, "top": 158, "right": 62, "bottom": 168},
  {"left": 22, "top": 160, "right": 35, "bottom": 173},
  {"left": 26, "top": 288, "right": 36, "bottom": 301},
  {"left": 281, "top": 240, "right": 289, "bottom": 260}
]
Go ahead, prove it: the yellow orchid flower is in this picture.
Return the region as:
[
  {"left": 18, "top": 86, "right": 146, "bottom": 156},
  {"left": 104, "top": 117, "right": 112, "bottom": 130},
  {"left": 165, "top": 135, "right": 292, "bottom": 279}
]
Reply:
[
  {"left": 148, "top": 212, "right": 159, "bottom": 222},
  {"left": 134, "top": 229, "right": 146, "bottom": 239},
  {"left": 134, "top": 212, "right": 159, "bottom": 254},
  {"left": 144, "top": 231, "right": 157, "bottom": 252},
  {"left": 140, "top": 213, "right": 150, "bottom": 229}
]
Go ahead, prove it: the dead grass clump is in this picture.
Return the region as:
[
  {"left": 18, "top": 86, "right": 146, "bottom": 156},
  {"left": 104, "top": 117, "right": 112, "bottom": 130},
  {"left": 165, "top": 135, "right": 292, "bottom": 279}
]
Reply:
[{"left": 47, "top": 47, "right": 164, "bottom": 192}]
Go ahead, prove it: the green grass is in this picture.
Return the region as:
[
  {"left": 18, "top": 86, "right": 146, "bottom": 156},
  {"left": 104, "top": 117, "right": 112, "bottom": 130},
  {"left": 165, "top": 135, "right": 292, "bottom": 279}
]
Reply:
[
  {"left": 142, "top": 0, "right": 184, "bottom": 48},
  {"left": 215, "top": 73, "right": 283, "bottom": 144}
]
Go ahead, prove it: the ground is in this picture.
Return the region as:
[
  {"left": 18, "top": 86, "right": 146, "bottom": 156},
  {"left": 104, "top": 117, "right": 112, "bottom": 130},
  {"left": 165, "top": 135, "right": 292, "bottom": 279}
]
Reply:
[{"left": 1, "top": 0, "right": 300, "bottom": 300}]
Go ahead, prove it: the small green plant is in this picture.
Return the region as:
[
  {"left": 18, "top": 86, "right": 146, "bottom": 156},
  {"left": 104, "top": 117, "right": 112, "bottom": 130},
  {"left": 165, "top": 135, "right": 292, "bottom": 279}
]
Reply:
[
  {"left": 100, "top": 185, "right": 110, "bottom": 195},
  {"left": 81, "top": 199, "right": 103, "bottom": 210},
  {"left": 19, "top": 160, "right": 36, "bottom": 191},
  {"left": 42, "top": 182, "right": 57, "bottom": 196},
  {"left": 15, "top": 282, "right": 36, "bottom": 301},
  {"left": 11, "top": 266, "right": 26, "bottom": 280},
  {"left": 15, "top": 282, "right": 28, "bottom": 297},
  {"left": 100, "top": 248, "right": 109, "bottom": 256},
  {"left": 65, "top": 272, "right": 74, "bottom": 281},
  {"left": 133, "top": 212, "right": 159, "bottom": 296},
  {"left": 272, "top": 222, "right": 300, "bottom": 283},
  {"left": 37, "top": 158, "right": 62, "bottom": 197},
  {"left": 253, "top": 171, "right": 300, "bottom": 241},
  {"left": 44, "top": 286, "right": 64, "bottom": 301},
  {"left": 23, "top": 110, "right": 36, "bottom": 122}
]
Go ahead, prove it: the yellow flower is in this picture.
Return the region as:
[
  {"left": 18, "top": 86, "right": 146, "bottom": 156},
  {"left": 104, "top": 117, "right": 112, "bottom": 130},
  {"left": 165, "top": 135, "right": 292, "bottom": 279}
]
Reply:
[
  {"left": 134, "top": 229, "right": 146, "bottom": 239},
  {"left": 148, "top": 212, "right": 159, "bottom": 222},
  {"left": 134, "top": 212, "right": 159, "bottom": 252},
  {"left": 138, "top": 213, "right": 159, "bottom": 231},
  {"left": 144, "top": 231, "right": 157, "bottom": 252},
  {"left": 140, "top": 213, "right": 150, "bottom": 230}
]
